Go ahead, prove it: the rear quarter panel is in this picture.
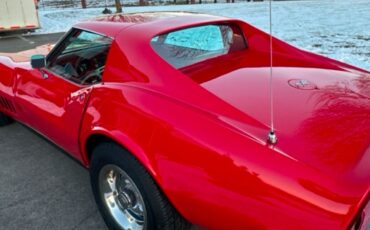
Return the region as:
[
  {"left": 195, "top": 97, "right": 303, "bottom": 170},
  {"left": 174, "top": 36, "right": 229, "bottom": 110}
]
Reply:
[{"left": 79, "top": 83, "right": 361, "bottom": 230}]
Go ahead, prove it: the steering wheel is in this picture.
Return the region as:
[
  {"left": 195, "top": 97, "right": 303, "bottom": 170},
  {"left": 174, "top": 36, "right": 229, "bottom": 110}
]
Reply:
[
  {"left": 76, "top": 58, "right": 91, "bottom": 77},
  {"left": 80, "top": 66, "right": 104, "bottom": 85}
]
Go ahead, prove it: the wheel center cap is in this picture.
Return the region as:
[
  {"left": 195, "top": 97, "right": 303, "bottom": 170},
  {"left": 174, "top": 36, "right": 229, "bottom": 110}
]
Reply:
[
  {"left": 117, "top": 192, "right": 131, "bottom": 208},
  {"left": 117, "top": 190, "right": 136, "bottom": 209}
]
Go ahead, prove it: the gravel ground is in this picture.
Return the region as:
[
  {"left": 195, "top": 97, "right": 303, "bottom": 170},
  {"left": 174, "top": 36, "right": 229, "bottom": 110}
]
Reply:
[
  {"left": 0, "top": 122, "right": 108, "bottom": 229},
  {"left": 0, "top": 33, "right": 64, "bottom": 52}
]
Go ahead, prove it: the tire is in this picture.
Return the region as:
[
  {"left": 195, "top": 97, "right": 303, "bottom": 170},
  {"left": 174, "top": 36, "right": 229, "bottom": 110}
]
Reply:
[
  {"left": 0, "top": 112, "right": 12, "bottom": 126},
  {"left": 90, "top": 142, "right": 190, "bottom": 230}
]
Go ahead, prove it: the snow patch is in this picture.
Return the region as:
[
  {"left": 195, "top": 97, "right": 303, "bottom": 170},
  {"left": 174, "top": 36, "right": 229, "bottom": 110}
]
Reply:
[{"left": 37, "top": 0, "right": 370, "bottom": 70}]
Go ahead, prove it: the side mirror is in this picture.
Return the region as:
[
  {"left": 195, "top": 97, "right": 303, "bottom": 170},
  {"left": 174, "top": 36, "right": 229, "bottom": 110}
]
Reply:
[{"left": 31, "top": 54, "right": 46, "bottom": 69}]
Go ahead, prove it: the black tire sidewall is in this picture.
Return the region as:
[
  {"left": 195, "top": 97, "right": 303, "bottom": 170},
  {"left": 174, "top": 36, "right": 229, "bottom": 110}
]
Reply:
[
  {"left": 90, "top": 143, "right": 158, "bottom": 230},
  {"left": 0, "top": 112, "right": 12, "bottom": 126}
]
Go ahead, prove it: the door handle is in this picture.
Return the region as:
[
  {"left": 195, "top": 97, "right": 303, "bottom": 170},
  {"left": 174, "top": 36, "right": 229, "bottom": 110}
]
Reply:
[{"left": 40, "top": 69, "right": 49, "bottom": 79}]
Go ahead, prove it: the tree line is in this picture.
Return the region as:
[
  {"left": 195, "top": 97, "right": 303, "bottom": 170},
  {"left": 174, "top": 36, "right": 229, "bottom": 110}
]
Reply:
[{"left": 79, "top": 0, "right": 251, "bottom": 12}]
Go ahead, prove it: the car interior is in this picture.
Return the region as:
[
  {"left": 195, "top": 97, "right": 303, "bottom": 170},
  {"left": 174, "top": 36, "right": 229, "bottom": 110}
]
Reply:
[{"left": 46, "top": 29, "right": 112, "bottom": 85}]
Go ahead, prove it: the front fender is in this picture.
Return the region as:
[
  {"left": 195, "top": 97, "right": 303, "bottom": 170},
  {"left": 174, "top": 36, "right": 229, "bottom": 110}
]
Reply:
[{"left": 0, "top": 57, "right": 30, "bottom": 119}]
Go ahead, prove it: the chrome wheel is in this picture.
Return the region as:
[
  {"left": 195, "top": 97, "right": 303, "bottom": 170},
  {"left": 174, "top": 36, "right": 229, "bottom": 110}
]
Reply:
[{"left": 99, "top": 164, "right": 147, "bottom": 230}]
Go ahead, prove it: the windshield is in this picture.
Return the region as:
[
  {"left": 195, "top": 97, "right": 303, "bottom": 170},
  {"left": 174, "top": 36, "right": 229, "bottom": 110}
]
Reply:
[{"left": 63, "top": 31, "right": 111, "bottom": 53}]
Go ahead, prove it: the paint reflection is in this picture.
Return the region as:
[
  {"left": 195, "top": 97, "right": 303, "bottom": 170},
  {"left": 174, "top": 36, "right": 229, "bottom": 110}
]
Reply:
[{"left": 300, "top": 75, "right": 370, "bottom": 172}]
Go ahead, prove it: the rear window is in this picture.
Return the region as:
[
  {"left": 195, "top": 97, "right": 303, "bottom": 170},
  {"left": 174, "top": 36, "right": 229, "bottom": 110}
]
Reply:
[{"left": 151, "top": 24, "right": 247, "bottom": 68}]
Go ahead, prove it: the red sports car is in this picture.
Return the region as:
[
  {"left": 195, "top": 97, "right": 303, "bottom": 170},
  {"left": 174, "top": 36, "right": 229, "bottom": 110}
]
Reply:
[{"left": 0, "top": 12, "right": 369, "bottom": 230}]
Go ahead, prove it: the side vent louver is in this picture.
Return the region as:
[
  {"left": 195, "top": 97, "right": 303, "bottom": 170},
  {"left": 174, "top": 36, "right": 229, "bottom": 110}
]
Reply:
[{"left": 0, "top": 96, "right": 16, "bottom": 113}]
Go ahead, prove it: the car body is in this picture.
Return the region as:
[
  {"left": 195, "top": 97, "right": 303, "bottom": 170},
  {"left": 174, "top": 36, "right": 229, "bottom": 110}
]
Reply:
[{"left": 0, "top": 12, "right": 369, "bottom": 230}]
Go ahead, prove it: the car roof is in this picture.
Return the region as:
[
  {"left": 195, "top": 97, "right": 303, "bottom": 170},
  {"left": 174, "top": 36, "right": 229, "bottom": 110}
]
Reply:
[{"left": 74, "top": 11, "right": 228, "bottom": 38}]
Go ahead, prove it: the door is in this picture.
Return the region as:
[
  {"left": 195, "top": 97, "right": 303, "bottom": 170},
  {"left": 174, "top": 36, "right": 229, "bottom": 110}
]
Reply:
[{"left": 15, "top": 28, "right": 112, "bottom": 160}]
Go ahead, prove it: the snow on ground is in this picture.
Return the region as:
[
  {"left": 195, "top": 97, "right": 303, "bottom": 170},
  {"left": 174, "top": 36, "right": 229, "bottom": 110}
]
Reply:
[
  {"left": 38, "top": 0, "right": 225, "bottom": 8},
  {"left": 37, "top": 0, "right": 370, "bottom": 70}
]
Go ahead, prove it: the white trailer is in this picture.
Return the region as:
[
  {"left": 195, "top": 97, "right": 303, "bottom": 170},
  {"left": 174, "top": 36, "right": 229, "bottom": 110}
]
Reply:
[{"left": 0, "top": 0, "right": 40, "bottom": 32}]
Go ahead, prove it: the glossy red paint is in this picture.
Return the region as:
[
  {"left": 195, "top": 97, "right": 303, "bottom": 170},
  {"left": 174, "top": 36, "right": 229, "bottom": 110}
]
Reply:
[{"left": 0, "top": 12, "right": 369, "bottom": 230}]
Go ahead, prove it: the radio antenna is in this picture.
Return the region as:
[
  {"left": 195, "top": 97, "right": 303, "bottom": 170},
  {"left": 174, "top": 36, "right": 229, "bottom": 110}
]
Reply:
[{"left": 267, "top": 0, "right": 277, "bottom": 145}]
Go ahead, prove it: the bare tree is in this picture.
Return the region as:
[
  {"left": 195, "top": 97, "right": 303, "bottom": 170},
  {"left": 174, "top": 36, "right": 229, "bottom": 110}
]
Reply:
[
  {"left": 81, "top": 0, "right": 87, "bottom": 8},
  {"left": 139, "top": 0, "right": 145, "bottom": 6},
  {"left": 115, "top": 0, "right": 122, "bottom": 13}
]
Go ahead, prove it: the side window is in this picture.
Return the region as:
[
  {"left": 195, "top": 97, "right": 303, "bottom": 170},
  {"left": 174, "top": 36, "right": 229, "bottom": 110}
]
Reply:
[
  {"left": 164, "top": 25, "right": 225, "bottom": 51},
  {"left": 47, "top": 29, "right": 112, "bottom": 85},
  {"left": 151, "top": 24, "right": 246, "bottom": 68}
]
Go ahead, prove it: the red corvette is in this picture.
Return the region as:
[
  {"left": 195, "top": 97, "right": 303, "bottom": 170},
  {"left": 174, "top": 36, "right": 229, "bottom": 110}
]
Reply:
[{"left": 0, "top": 12, "right": 369, "bottom": 230}]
